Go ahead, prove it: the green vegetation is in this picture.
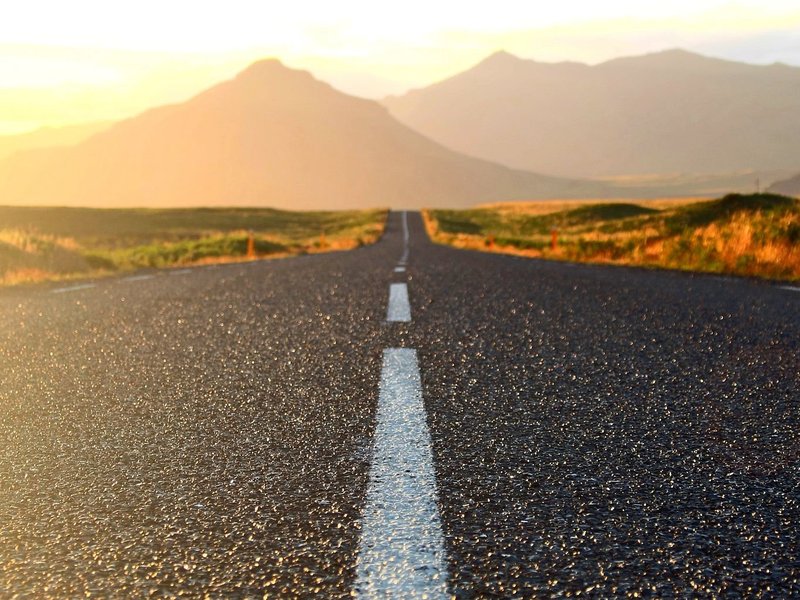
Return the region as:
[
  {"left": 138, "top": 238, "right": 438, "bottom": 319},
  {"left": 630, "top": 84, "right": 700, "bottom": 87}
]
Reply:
[
  {"left": 434, "top": 203, "right": 658, "bottom": 238},
  {"left": 425, "top": 194, "right": 800, "bottom": 281},
  {"left": 663, "top": 193, "right": 797, "bottom": 230},
  {"left": 0, "top": 206, "right": 387, "bottom": 285}
]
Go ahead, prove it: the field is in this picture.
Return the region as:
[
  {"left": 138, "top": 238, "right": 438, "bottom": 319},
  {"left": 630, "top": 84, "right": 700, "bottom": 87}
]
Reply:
[
  {"left": 425, "top": 194, "right": 800, "bottom": 281},
  {"left": 0, "top": 206, "right": 387, "bottom": 286}
]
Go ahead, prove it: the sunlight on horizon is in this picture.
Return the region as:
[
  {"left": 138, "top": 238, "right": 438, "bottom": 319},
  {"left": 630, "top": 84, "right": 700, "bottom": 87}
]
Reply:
[{"left": 1, "top": 0, "right": 800, "bottom": 134}]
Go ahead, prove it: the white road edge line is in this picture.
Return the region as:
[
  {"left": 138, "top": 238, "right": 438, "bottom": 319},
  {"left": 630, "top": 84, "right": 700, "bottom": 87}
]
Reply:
[
  {"left": 122, "top": 274, "right": 155, "bottom": 282},
  {"left": 51, "top": 283, "right": 96, "bottom": 294},
  {"left": 169, "top": 269, "right": 192, "bottom": 276},
  {"left": 355, "top": 348, "right": 448, "bottom": 599},
  {"left": 387, "top": 283, "right": 411, "bottom": 322},
  {"left": 779, "top": 285, "right": 800, "bottom": 293}
]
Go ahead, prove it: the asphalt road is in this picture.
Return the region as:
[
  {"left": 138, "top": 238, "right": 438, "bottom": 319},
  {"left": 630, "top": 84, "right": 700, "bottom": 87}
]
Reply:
[{"left": 0, "top": 211, "right": 798, "bottom": 597}]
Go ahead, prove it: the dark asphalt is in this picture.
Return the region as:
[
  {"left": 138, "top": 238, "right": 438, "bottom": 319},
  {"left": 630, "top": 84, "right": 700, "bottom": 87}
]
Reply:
[{"left": 0, "top": 212, "right": 798, "bottom": 597}]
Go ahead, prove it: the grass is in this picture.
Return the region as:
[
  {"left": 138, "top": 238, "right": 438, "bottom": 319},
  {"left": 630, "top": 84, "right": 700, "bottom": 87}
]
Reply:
[
  {"left": 0, "top": 206, "right": 387, "bottom": 286},
  {"left": 425, "top": 194, "right": 800, "bottom": 281},
  {"left": 479, "top": 197, "right": 706, "bottom": 214}
]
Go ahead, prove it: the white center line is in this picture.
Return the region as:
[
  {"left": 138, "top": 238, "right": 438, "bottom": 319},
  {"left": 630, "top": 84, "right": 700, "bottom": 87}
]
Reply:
[
  {"left": 394, "top": 266, "right": 406, "bottom": 273},
  {"left": 399, "top": 210, "right": 409, "bottom": 265},
  {"left": 122, "top": 274, "right": 155, "bottom": 282},
  {"left": 355, "top": 348, "right": 448, "bottom": 599},
  {"left": 387, "top": 283, "right": 411, "bottom": 322},
  {"left": 51, "top": 283, "right": 96, "bottom": 294}
]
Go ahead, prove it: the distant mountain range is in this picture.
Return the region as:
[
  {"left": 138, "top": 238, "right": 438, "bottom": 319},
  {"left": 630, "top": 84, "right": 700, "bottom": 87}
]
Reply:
[
  {"left": 768, "top": 172, "right": 800, "bottom": 196},
  {"left": 0, "top": 60, "right": 611, "bottom": 209},
  {"left": 2, "top": 50, "right": 798, "bottom": 210},
  {"left": 383, "top": 49, "right": 800, "bottom": 180},
  {"left": 0, "top": 122, "right": 111, "bottom": 162}
]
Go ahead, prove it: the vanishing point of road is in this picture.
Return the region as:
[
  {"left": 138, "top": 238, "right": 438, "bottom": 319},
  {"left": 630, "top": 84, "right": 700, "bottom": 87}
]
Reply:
[{"left": 0, "top": 212, "right": 798, "bottom": 597}]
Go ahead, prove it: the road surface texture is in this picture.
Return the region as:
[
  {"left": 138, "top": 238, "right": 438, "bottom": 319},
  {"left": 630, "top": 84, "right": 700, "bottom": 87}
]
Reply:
[{"left": 0, "top": 211, "right": 798, "bottom": 597}]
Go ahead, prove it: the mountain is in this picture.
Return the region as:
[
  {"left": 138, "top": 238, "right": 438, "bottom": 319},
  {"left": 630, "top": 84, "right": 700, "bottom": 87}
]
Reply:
[
  {"left": 768, "top": 173, "right": 800, "bottom": 196},
  {"left": 0, "top": 121, "right": 112, "bottom": 161},
  {"left": 383, "top": 49, "right": 800, "bottom": 179},
  {"left": 0, "top": 60, "right": 611, "bottom": 209}
]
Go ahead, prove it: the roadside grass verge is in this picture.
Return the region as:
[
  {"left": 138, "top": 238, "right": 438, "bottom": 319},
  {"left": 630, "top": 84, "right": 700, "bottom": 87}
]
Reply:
[
  {"left": 0, "top": 206, "right": 387, "bottom": 286},
  {"left": 424, "top": 194, "right": 800, "bottom": 281}
]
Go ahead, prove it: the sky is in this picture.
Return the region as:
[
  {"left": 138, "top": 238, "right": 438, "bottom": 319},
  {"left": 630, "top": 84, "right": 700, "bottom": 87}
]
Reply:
[{"left": 2, "top": 0, "right": 800, "bottom": 134}]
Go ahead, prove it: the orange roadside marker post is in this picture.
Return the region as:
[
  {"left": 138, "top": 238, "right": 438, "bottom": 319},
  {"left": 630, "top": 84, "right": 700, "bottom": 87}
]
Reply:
[
  {"left": 551, "top": 229, "right": 558, "bottom": 251},
  {"left": 247, "top": 230, "right": 256, "bottom": 258}
]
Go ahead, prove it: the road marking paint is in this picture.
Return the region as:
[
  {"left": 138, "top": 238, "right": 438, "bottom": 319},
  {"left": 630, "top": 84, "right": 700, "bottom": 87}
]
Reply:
[
  {"left": 779, "top": 285, "right": 800, "bottom": 292},
  {"left": 394, "top": 267, "right": 406, "bottom": 273},
  {"left": 122, "top": 274, "right": 155, "bottom": 282},
  {"left": 51, "top": 284, "right": 96, "bottom": 294},
  {"left": 355, "top": 348, "right": 448, "bottom": 599},
  {"left": 399, "top": 210, "right": 410, "bottom": 265},
  {"left": 169, "top": 269, "right": 192, "bottom": 276},
  {"left": 387, "top": 283, "right": 411, "bottom": 322}
]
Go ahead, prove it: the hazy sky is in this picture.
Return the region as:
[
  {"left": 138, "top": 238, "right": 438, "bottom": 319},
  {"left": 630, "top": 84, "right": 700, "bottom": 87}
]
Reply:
[{"left": 2, "top": 0, "right": 800, "bottom": 133}]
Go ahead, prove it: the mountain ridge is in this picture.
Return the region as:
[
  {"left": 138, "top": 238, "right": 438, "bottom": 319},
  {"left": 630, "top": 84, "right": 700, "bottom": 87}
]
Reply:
[
  {"left": 383, "top": 48, "right": 800, "bottom": 179},
  {"left": 0, "top": 59, "right": 612, "bottom": 209},
  {"left": 0, "top": 121, "right": 112, "bottom": 162},
  {"left": 768, "top": 173, "right": 800, "bottom": 196}
]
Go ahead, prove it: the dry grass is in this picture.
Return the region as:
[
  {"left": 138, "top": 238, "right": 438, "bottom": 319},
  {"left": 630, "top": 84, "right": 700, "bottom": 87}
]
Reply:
[
  {"left": 425, "top": 194, "right": 800, "bottom": 281},
  {"left": 479, "top": 197, "right": 709, "bottom": 215},
  {"left": 0, "top": 230, "right": 96, "bottom": 285},
  {"left": 0, "top": 207, "right": 387, "bottom": 286}
]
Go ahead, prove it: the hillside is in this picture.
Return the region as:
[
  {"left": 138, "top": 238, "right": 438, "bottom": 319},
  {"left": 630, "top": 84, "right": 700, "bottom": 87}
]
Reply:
[
  {"left": 0, "top": 60, "right": 610, "bottom": 209},
  {"left": 769, "top": 173, "right": 800, "bottom": 196},
  {"left": 0, "top": 122, "right": 111, "bottom": 161},
  {"left": 425, "top": 193, "right": 800, "bottom": 280},
  {"left": 384, "top": 49, "right": 800, "bottom": 179},
  {"left": 0, "top": 206, "right": 386, "bottom": 285}
]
